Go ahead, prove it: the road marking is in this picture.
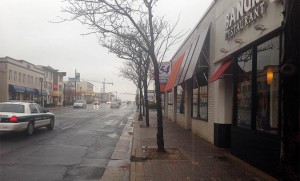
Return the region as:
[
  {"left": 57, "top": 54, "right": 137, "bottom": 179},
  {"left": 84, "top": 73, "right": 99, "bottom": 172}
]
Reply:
[{"left": 61, "top": 124, "right": 76, "bottom": 130}]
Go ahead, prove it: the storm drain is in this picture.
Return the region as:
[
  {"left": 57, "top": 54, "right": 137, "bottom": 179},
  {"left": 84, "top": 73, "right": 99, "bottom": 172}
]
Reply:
[
  {"left": 213, "top": 155, "right": 229, "bottom": 162},
  {"left": 130, "top": 156, "right": 147, "bottom": 162}
]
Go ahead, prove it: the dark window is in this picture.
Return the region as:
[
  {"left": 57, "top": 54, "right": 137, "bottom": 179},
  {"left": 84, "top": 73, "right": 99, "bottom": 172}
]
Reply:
[
  {"left": 177, "top": 85, "right": 184, "bottom": 114},
  {"left": 0, "top": 104, "right": 25, "bottom": 113},
  {"left": 29, "top": 104, "right": 38, "bottom": 113},
  {"left": 236, "top": 49, "right": 253, "bottom": 129},
  {"left": 234, "top": 35, "right": 280, "bottom": 134},
  {"left": 168, "top": 92, "right": 173, "bottom": 112},
  {"left": 256, "top": 36, "right": 280, "bottom": 134},
  {"left": 192, "top": 71, "right": 208, "bottom": 120},
  {"left": 35, "top": 104, "right": 45, "bottom": 113}
]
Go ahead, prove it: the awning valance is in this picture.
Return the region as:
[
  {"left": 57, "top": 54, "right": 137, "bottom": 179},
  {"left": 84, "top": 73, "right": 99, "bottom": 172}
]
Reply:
[
  {"left": 208, "top": 59, "right": 232, "bottom": 83},
  {"left": 164, "top": 52, "right": 185, "bottom": 92},
  {"left": 177, "top": 25, "right": 210, "bottom": 85},
  {"left": 9, "top": 84, "right": 26, "bottom": 93},
  {"left": 25, "top": 87, "right": 36, "bottom": 94},
  {"left": 36, "top": 89, "right": 48, "bottom": 96},
  {"left": 160, "top": 85, "right": 166, "bottom": 92}
]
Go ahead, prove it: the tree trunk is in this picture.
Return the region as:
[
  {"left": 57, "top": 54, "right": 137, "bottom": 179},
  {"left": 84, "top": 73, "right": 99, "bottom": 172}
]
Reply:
[
  {"left": 142, "top": 94, "right": 145, "bottom": 116},
  {"left": 152, "top": 58, "right": 165, "bottom": 152},
  {"left": 143, "top": 77, "right": 150, "bottom": 127},
  {"left": 138, "top": 74, "right": 143, "bottom": 121},
  {"left": 139, "top": 86, "right": 143, "bottom": 121}
]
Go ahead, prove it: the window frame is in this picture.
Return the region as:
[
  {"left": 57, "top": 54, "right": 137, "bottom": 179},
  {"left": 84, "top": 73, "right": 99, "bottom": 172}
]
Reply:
[{"left": 232, "top": 30, "right": 282, "bottom": 135}]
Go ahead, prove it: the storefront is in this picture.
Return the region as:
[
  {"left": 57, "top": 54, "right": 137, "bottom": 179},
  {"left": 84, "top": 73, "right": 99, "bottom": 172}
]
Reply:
[
  {"left": 163, "top": 0, "right": 287, "bottom": 177},
  {"left": 210, "top": 0, "right": 283, "bottom": 176},
  {"left": 9, "top": 84, "right": 26, "bottom": 100}
]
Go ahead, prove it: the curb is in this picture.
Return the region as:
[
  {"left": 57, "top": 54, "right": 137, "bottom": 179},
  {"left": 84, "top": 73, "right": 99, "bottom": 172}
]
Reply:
[{"left": 100, "top": 114, "right": 135, "bottom": 181}]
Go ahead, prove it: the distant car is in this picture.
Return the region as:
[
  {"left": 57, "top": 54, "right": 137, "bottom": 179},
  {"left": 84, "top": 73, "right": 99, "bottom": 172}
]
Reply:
[
  {"left": 0, "top": 101, "right": 55, "bottom": 136},
  {"left": 110, "top": 102, "right": 120, "bottom": 109},
  {"left": 73, "top": 100, "right": 87, "bottom": 109},
  {"left": 93, "top": 101, "right": 100, "bottom": 105}
]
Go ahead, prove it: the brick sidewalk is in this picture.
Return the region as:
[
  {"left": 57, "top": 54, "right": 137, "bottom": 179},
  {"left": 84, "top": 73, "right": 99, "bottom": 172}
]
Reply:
[{"left": 130, "top": 110, "right": 277, "bottom": 181}]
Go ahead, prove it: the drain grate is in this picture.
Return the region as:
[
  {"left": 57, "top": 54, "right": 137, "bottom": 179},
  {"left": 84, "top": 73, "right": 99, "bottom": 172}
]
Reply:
[
  {"left": 213, "top": 156, "right": 229, "bottom": 162},
  {"left": 130, "top": 156, "right": 147, "bottom": 162}
]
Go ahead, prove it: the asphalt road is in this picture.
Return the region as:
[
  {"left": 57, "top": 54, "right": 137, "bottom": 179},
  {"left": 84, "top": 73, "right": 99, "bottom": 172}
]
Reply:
[{"left": 0, "top": 103, "right": 135, "bottom": 181}]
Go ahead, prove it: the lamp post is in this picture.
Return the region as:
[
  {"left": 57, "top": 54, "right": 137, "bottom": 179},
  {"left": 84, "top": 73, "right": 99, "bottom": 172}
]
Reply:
[
  {"left": 80, "top": 87, "right": 82, "bottom": 100},
  {"left": 39, "top": 77, "right": 43, "bottom": 107},
  {"left": 114, "top": 91, "right": 118, "bottom": 102}
]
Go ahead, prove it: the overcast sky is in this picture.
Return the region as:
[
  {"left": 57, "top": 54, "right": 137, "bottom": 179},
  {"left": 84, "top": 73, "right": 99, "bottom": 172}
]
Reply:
[{"left": 0, "top": 0, "right": 213, "bottom": 101}]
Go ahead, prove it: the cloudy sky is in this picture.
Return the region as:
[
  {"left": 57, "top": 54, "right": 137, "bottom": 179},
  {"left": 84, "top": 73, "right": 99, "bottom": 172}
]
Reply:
[{"left": 0, "top": 0, "right": 213, "bottom": 101}]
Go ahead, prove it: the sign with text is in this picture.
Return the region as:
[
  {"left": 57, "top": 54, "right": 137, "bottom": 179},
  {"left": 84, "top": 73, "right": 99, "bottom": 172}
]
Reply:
[{"left": 159, "top": 62, "right": 171, "bottom": 85}]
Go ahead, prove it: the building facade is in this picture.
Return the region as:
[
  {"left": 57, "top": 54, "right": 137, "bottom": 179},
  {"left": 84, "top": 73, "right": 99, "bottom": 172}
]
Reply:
[
  {"left": 163, "top": 0, "right": 292, "bottom": 177},
  {"left": 64, "top": 80, "right": 94, "bottom": 104},
  {"left": 42, "top": 66, "right": 66, "bottom": 106},
  {"left": 0, "top": 57, "right": 66, "bottom": 106}
]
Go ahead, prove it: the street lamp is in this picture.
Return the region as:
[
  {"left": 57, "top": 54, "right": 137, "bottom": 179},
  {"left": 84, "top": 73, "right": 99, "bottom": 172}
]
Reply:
[
  {"left": 114, "top": 91, "right": 118, "bottom": 101},
  {"left": 80, "top": 87, "right": 82, "bottom": 100},
  {"left": 39, "top": 77, "right": 43, "bottom": 107}
]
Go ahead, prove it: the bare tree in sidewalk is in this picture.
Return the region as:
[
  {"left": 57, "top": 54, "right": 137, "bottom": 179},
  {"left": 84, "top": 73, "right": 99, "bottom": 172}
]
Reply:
[
  {"left": 120, "top": 52, "right": 152, "bottom": 126},
  {"left": 61, "top": 0, "right": 183, "bottom": 152}
]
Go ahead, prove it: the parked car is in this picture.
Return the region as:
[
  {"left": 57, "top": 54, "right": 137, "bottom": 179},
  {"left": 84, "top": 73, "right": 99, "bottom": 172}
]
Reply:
[
  {"left": 110, "top": 102, "right": 120, "bottom": 109},
  {"left": 0, "top": 101, "right": 55, "bottom": 136},
  {"left": 73, "top": 100, "right": 87, "bottom": 109}
]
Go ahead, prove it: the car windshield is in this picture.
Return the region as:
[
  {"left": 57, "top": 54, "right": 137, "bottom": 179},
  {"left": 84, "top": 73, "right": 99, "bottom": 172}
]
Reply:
[
  {"left": 0, "top": 104, "right": 25, "bottom": 113},
  {"left": 75, "top": 100, "right": 84, "bottom": 103}
]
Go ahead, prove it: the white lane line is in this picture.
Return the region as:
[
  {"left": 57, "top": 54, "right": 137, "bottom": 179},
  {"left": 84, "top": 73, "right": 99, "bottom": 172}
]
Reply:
[{"left": 61, "top": 124, "right": 76, "bottom": 130}]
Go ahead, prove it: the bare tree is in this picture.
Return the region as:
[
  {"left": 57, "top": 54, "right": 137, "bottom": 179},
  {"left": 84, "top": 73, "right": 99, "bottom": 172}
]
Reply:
[{"left": 61, "top": 0, "right": 183, "bottom": 152}]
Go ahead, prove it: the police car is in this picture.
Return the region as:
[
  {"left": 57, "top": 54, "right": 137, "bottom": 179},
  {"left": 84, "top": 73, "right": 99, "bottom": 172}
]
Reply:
[{"left": 0, "top": 101, "right": 55, "bottom": 136}]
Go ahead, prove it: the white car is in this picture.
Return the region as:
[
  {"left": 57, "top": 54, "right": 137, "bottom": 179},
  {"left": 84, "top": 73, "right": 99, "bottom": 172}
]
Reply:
[
  {"left": 0, "top": 101, "right": 55, "bottom": 136},
  {"left": 73, "top": 100, "right": 87, "bottom": 109}
]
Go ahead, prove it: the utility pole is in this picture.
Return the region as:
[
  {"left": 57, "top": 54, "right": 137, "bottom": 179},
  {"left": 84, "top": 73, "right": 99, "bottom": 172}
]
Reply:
[{"left": 99, "top": 78, "right": 113, "bottom": 93}]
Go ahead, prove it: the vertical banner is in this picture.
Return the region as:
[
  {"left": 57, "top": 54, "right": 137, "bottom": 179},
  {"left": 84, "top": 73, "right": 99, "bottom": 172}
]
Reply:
[{"left": 159, "top": 62, "right": 171, "bottom": 85}]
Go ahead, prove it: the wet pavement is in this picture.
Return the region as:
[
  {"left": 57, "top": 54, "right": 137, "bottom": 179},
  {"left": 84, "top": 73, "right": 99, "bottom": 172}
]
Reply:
[{"left": 129, "top": 110, "right": 277, "bottom": 181}]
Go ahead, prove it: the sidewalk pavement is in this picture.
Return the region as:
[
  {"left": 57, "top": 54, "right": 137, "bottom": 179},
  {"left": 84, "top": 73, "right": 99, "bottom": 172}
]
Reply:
[{"left": 130, "top": 110, "right": 277, "bottom": 181}]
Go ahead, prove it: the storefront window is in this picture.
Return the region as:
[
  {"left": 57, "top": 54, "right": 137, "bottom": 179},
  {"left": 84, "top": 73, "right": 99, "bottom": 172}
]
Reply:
[
  {"left": 161, "top": 94, "right": 164, "bottom": 110},
  {"left": 168, "top": 92, "right": 173, "bottom": 112},
  {"left": 236, "top": 49, "right": 253, "bottom": 129},
  {"left": 192, "top": 75, "right": 208, "bottom": 120},
  {"left": 256, "top": 36, "right": 279, "bottom": 134},
  {"left": 235, "top": 35, "right": 280, "bottom": 134},
  {"left": 177, "top": 85, "right": 184, "bottom": 114}
]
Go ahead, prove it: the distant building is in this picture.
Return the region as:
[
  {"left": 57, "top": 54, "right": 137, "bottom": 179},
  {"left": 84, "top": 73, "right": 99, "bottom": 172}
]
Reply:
[
  {"left": 64, "top": 80, "right": 94, "bottom": 103},
  {"left": 41, "top": 66, "right": 66, "bottom": 106},
  {"left": 0, "top": 56, "right": 66, "bottom": 106}
]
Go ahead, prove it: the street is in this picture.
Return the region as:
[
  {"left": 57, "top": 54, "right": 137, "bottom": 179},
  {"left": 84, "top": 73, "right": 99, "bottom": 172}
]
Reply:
[{"left": 0, "top": 103, "right": 135, "bottom": 181}]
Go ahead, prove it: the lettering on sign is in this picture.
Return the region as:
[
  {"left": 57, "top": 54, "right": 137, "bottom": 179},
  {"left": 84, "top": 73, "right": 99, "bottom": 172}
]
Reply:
[
  {"left": 225, "top": 0, "right": 266, "bottom": 40},
  {"left": 159, "top": 62, "right": 171, "bottom": 84}
]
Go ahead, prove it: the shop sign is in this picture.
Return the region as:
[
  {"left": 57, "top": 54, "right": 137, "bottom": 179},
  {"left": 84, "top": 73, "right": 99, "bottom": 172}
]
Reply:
[
  {"left": 225, "top": 0, "right": 266, "bottom": 40},
  {"left": 159, "top": 62, "right": 171, "bottom": 84}
]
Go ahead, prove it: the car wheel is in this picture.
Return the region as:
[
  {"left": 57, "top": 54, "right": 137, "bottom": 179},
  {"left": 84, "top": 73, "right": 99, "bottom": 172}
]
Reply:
[
  {"left": 47, "top": 118, "right": 55, "bottom": 130},
  {"left": 26, "top": 121, "right": 34, "bottom": 136}
]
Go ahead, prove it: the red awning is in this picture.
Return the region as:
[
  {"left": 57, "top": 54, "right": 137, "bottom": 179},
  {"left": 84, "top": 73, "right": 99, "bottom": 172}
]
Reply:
[
  {"left": 208, "top": 59, "right": 232, "bottom": 83},
  {"left": 160, "top": 85, "right": 166, "bottom": 92},
  {"left": 164, "top": 52, "right": 185, "bottom": 92}
]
